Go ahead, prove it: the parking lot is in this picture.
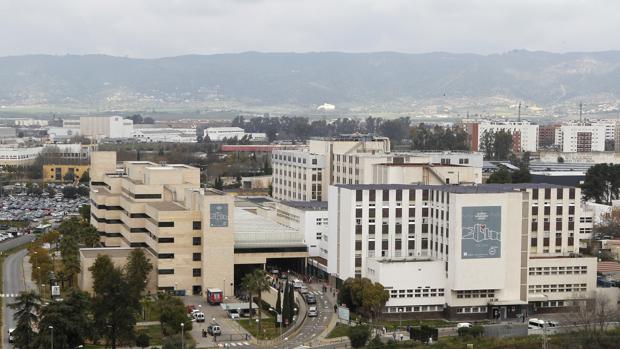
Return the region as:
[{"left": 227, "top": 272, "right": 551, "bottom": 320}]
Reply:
[{"left": 0, "top": 183, "right": 89, "bottom": 227}]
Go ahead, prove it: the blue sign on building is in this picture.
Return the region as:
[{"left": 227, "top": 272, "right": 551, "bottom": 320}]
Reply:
[
  {"left": 210, "top": 204, "right": 229, "bottom": 227},
  {"left": 461, "top": 206, "right": 501, "bottom": 259}
]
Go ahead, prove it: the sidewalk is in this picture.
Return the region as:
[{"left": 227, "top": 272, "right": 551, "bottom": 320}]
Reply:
[{"left": 22, "top": 255, "right": 37, "bottom": 292}]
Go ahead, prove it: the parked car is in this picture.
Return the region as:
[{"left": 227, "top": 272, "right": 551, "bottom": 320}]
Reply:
[
  {"left": 228, "top": 310, "right": 240, "bottom": 320},
  {"left": 305, "top": 294, "right": 317, "bottom": 304},
  {"left": 207, "top": 324, "right": 222, "bottom": 336},
  {"left": 456, "top": 322, "right": 472, "bottom": 329},
  {"left": 193, "top": 311, "right": 205, "bottom": 322}
]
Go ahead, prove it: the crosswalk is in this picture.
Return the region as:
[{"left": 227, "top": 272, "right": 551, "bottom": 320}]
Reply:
[
  {"left": 216, "top": 342, "right": 251, "bottom": 347},
  {"left": 306, "top": 291, "right": 323, "bottom": 296},
  {"left": 0, "top": 294, "right": 18, "bottom": 298}
]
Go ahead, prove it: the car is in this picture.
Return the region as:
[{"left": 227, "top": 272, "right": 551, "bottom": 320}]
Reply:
[
  {"left": 456, "top": 322, "right": 472, "bottom": 329},
  {"left": 305, "top": 294, "right": 317, "bottom": 304},
  {"left": 308, "top": 306, "right": 318, "bottom": 317},
  {"left": 228, "top": 311, "right": 240, "bottom": 320},
  {"left": 193, "top": 311, "right": 206, "bottom": 322},
  {"left": 207, "top": 324, "right": 222, "bottom": 336},
  {"left": 300, "top": 285, "right": 309, "bottom": 294},
  {"left": 8, "top": 328, "right": 15, "bottom": 343}
]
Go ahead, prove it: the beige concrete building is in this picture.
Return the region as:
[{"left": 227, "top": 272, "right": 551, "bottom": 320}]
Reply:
[
  {"left": 85, "top": 151, "right": 307, "bottom": 296},
  {"left": 272, "top": 136, "right": 482, "bottom": 202}
]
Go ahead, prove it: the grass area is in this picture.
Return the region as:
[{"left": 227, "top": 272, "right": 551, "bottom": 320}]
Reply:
[
  {"left": 238, "top": 317, "right": 281, "bottom": 340},
  {"left": 326, "top": 322, "right": 351, "bottom": 338},
  {"left": 140, "top": 297, "right": 161, "bottom": 322}
]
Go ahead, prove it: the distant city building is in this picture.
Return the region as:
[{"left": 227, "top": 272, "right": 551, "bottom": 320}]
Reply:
[
  {"left": 0, "top": 127, "right": 17, "bottom": 143},
  {"left": 80, "top": 116, "right": 133, "bottom": 139},
  {"left": 468, "top": 120, "right": 539, "bottom": 153},
  {"left": 133, "top": 126, "right": 197, "bottom": 143},
  {"left": 203, "top": 127, "right": 266, "bottom": 141},
  {"left": 555, "top": 122, "right": 606, "bottom": 152},
  {"left": 538, "top": 124, "right": 560, "bottom": 148},
  {"left": 0, "top": 118, "right": 48, "bottom": 127}
]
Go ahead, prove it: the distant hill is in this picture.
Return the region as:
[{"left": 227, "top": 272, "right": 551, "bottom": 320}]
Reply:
[{"left": 1, "top": 51, "right": 620, "bottom": 109}]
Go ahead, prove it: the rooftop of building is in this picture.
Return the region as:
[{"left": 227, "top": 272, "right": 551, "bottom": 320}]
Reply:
[
  {"left": 234, "top": 208, "right": 303, "bottom": 247},
  {"left": 280, "top": 201, "right": 329, "bottom": 211},
  {"left": 334, "top": 183, "right": 569, "bottom": 193},
  {"left": 146, "top": 201, "right": 187, "bottom": 212}
]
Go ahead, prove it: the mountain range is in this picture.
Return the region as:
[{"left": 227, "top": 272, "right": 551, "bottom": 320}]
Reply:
[{"left": 1, "top": 51, "right": 620, "bottom": 111}]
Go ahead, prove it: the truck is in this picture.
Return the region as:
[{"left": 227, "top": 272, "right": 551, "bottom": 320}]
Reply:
[{"left": 207, "top": 288, "right": 223, "bottom": 305}]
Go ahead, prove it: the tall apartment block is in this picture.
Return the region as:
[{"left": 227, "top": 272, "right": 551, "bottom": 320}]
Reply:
[{"left": 328, "top": 183, "right": 596, "bottom": 320}]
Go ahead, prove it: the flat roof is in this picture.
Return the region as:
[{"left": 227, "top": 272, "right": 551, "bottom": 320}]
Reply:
[
  {"left": 334, "top": 183, "right": 568, "bottom": 193},
  {"left": 281, "top": 201, "right": 328, "bottom": 211},
  {"left": 146, "top": 201, "right": 186, "bottom": 211},
  {"left": 234, "top": 208, "right": 303, "bottom": 246}
]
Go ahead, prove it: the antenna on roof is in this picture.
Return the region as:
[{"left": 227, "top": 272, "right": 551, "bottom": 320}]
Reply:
[
  {"left": 579, "top": 102, "right": 583, "bottom": 122},
  {"left": 518, "top": 102, "right": 521, "bottom": 122}
]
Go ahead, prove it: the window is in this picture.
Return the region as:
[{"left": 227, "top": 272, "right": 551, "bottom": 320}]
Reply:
[
  {"left": 158, "top": 237, "right": 174, "bottom": 243},
  {"left": 158, "top": 253, "right": 174, "bottom": 259},
  {"left": 193, "top": 268, "right": 202, "bottom": 277},
  {"left": 192, "top": 237, "right": 201, "bottom": 245},
  {"left": 158, "top": 269, "right": 174, "bottom": 275},
  {"left": 193, "top": 253, "right": 202, "bottom": 261},
  {"left": 193, "top": 221, "right": 202, "bottom": 230},
  {"left": 356, "top": 190, "right": 363, "bottom": 201},
  {"left": 158, "top": 221, "right": 174, "bottom": 228}
]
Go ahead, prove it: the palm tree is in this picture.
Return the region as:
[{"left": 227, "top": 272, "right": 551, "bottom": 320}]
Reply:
[
  {"left": 9, "top": 291, "right": 42, "bottom": 349},
  {"left": 251, "top": 269, "right": 271, "bottom": 333},
  {"left": 241, "top": 272, "right": 255, "bottom": 321}
]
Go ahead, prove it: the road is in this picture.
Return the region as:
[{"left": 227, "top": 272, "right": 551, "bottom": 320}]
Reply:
[{"left": 1, "top": 235, "right": 36, "bottom": 349}]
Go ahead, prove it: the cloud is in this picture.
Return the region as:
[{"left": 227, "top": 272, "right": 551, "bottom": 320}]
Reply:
[{"left": 0, "top": 0, "right": 618, "bottom": 57}]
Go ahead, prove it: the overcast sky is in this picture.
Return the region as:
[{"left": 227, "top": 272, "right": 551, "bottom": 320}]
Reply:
[{"left": 1, "top": 0, "right": 619, "bottom": 58}]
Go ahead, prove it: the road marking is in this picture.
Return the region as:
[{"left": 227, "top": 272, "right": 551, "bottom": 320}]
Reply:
[
  {"left": 243, "top": 341, "right": 250, "bottom": 345},
  {"left": 217, "top": 344, "right": 223, "bottom": 348},
  {"left": 229, "top": 343, "right": 237, "bottom": 346}
]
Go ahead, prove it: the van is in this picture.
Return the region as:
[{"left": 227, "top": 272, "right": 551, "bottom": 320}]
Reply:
[
  {"left": 308, "top": 306, "right": 318, "bottom": 317},
  {"left": 528, "top": 318, "right": 546, "bottom": 329},
  {"left": 194, "top": 312, "right": 205, "bottom": 322},
  {"left": 207, "top": 324, "right": 222, "bottom": 336}
]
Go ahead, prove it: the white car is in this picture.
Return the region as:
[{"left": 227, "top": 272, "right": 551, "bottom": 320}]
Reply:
[
  {"left": 229, "top": 311, "right": 240, "bottom": 320},
  {"left": 308, "top": 306, "right": 318, "bottom": 317},
  {"left": 456, "top": 322, "right": 472, "bottom": 329}
]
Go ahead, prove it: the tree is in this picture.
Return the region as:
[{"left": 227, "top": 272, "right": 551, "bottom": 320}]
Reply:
[
  {"left": 79, "top": 204, "right": 90, "bottom": 221},
  {"left": 511, "top": 166, "right": 531, "bottom": 183},
  {"left": 135, "top": 332, "right": 150, "bottom": 348},
  {"left": 281, "top": 282, "right": 290, "bottom": 326},
  {"left": 143, "top": 117, "right": 155, "bottom": 124},
  {"left": 581, "top": 163, "right": 620, "bottom": 204},
  {"left": 156, "top": 293, "right": 193, "bottom": 336},
  {"left": 125, "top": 248, "right": 153, "bottom": 303},
  {"left": 287, "top": 280, "right": 295, "bottom": 324},
  {"left": 241, "top": 272, "right": 255, "bottom": 321},
  {"left": 338, "top": 278, "right": 389, "bottom": 320},
  {"left": 89, "top": 255, "right": 137, "bottom": 349},
  {"left": 63, "top": 172, "right": 76, "bottom": 182},
  {"left": 9, "top": 291, "right": 42, "bottom": 349},
  {"left": 241, "top": 269, "right": 270, "bottom": 330},
  {"left": 348, "top": 325, "right": 370, "bottom": 348},
  {"left": 36, "top": 290, "right": 92, "bottom": 349},
  {"left": 274, "top": 286, "right": 282, "bottom": 325},
  {"left": 79, "top": 170, "right": 90, "bottom": 183},
  {"left": 62, "top": 255, "right": 81, "bottom": 288},
  {"left": 493, "top": 130, "right": 513, "bottom": 160},
  {"left": 592, "top": 208, "right": 620, "bottom": 241},
  {"left": 162, "top": 334, "right": 196, "bottom": 349},
  {"left": 561, "top": 291, "right": 620, "bottom": 347},
  {"left": 45, "top": 186, "right": 56, "bottom": 197},
  {"left": 126, "top": 114, "right": 143, "bottom": 124},
  {"left": 62, "top": 186, "right": 78, "bottom": 199},
  {"left": 487, "top": 167, "right": 512, "bottom": 184}
]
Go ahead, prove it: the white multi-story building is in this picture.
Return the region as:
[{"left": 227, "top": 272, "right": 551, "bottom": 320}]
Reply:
[
  {"left": 476, "top": 120, "right": 539, "bottom": 153},
  {"left": 272, "top": 136, "right": 482, "bottom": 201},
  {"left": 203, "top": 127, "right": 266, "bottom": 141},
  {"left": 555, "top": 122, "right": 607, "bottom": 152},
  {"left": 328, "top": 183, "right": 596, "bottom": 319},
  {"left": 133, "top": 127, "right": 197, "bottom": 143},
  {"left": 80, "top": 116, "right": 133, "bottom": 139}
]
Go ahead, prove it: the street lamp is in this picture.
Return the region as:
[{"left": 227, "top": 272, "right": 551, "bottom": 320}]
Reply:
[
  {"left": 181, "top": 322, "right": 185, "bottom": 349},
  {"left": 49, "top": 325, "right": 54, "bottom": 349},
  {"left": 398, "top": 308, "right": 403, "bottom": 332},
  {"left": 270, "top": 307, "right": 283, "bottom": 337}
]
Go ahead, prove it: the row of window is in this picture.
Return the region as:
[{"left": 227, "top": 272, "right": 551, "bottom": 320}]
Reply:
[
  {"left": 158, "top": 252, "right": 202, "bottom": 261},
  {"left": 455, "top": 290, "right": 495, "bottom": 299},
  {"left": 158, "top": 268, "right": 202, "bottom": 277},
  {"left": 385, "top": 305, "right": 443, "bottom": 313},
  {"left": 456, "top": 306, "right": 488, "bottom": 314},
  {"left": 528, "top": 266, "right": 587, "bottom": 276},
  {"left": 528, "top": 283, "right": 587, "bottom": 293},
  {"left": 389, "top": 288, "right": 445, "bottom": 298}
]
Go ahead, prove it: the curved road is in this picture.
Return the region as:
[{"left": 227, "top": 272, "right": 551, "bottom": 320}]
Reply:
[{"left": 1, "top": 235, "right": 36, "bottom": 349}]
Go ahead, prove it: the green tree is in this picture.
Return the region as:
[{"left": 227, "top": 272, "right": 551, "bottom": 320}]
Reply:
[
  {"left": 89, "top": 255, "right": 137, "bottom": 349},
  {"left": 511, "top": 166, "right": 531, "bottom": 183},
  {"left": 125, "top": 248, "right": 153, "bottom": 303},
  {"left": 274, "top": 286, "right": 282, "bottom": 325},
  {"left": 79, "top": 170, "right": 90, "bottom": 183},
  {"left": 348, "top": 325, "right": 370, "bottom": 348},
  {"left": 9, "top": 291, "right": 42, "bottom": 349},
  {"left": 62, "top": 186, "right": 78, "bottom": 199},
  {"left": 338, "top": 278, "right": 389, "bottom": 321},
  {"left": 36, "top": 290, "right": 92, "bottom": 349},
  {"left": 281, "top": 282, "right": 290, "bottom": 325},
  {"left": 79, "top": 204, "right": 91, "bottom": 221},
  {"left": 287, "top": 281, "right": 295, "bottom": 324},
  {"left": 480, "top": 130, "right": 495, "bottom": 159},
  {"left": 493, "top": 130, "right": 513, "bottom": 160},
  {"left": 62, "top": 254, "right": 81, "bottom": 288},
  {"left": 156, "top": 293, "right": 193, "bottom": 336},
  {"left": 135, "top": 332, "right": 150, "bottom": 348},
  {"left": 581, "top": 163, "right": 620, "bottom": 204},
  {"left": 63, "top": 172, "right": 76, "bottom": 182},
  {"left": 487, "top": 167, "right": 512, "bottom": 184}
]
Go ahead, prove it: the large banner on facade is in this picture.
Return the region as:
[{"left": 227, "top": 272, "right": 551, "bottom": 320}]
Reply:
[
  {"left": 210, "top": 203, "right": 229, "bottom": 227},
  {"left": 461, "top": 206, "right": 501, "bottom": 259}
]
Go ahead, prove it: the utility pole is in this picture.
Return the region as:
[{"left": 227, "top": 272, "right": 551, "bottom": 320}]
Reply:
[{"left": 518, "top": 102, "right": 521, "bottom": 122}]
